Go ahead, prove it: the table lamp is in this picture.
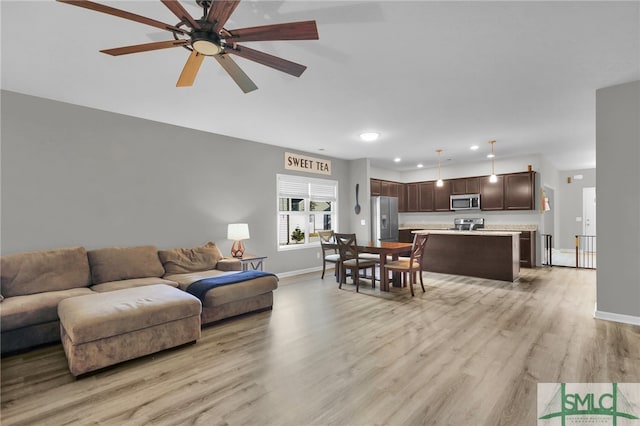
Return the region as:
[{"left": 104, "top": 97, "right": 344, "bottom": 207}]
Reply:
[{"left": 227, "top": 223, "right": 250, "bottom": 258}]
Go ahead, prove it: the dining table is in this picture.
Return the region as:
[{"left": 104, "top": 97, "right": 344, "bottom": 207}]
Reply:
[
  {"left": 325, "top": 240, "right": 413, "bottom": 291},
  {"left": 359, "top": 241, "right": 413, "bottom": 291}
]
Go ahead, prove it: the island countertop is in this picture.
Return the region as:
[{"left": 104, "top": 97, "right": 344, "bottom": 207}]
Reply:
[{"left": 413, "top": 230, "right": 521, "bottom": 237}]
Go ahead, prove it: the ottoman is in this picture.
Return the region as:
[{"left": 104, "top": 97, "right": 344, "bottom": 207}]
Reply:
[{"left": 58, "top": 284, "right": 201, "bottom": 376}]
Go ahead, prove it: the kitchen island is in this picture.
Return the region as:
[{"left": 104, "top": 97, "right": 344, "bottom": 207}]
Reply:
[{"left": 415, "top": 230, "right": 521, "bottom": 282}]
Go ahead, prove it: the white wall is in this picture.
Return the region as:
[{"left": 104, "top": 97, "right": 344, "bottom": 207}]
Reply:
[
  {"left": 0, "top": 91, "right": 351, "bottom": 275},
  {"left": 595, "top": 80, "right": 640, "bottom": 322},
  {"left": 556, "top": 168, "right": 596, "bottom": 249}
]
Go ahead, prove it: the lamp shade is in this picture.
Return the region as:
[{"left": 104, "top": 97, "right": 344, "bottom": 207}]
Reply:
[{"left": 227, "top": 223, "right": 250, "bottom": 241}]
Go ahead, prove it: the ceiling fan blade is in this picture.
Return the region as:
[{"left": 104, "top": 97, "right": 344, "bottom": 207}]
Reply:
[
  {"left": 176, "top": 50, "right": 205, "bottom": 87},
  {"left": 100, "top": 40, "right": 188, "bottom": 56},
  {"left": 161, "top": 0, "right": 201, "bottom": 30},
  {"left": 56, "top": 0, "right": 187, "bottom": 35},
  {"left": 225, "top": 20, "right": 318, "bottom": 43},
  {"left": 227, "top": 44, "right": 307, "bottom": 77},
  {"left": 214, "top": 54, "right": 258, "bottom": 93},
  {"left": 206, "top": 1, "right": 241, "bottom": 33}
]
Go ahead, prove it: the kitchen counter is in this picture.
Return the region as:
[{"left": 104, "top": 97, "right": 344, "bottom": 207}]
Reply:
[
  {"left": 401, "top": 223, "right": 537, "bottom": 231},
  {"left": 414, "top": 230, "right": 521, "bottom": 237},
  {"left": 415, "top": 230, "right": 520, "bottom": 282}
]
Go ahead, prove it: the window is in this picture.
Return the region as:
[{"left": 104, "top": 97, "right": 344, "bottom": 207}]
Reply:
[{"left": 277, "top": 174, "right": 338, "bottom": 250}]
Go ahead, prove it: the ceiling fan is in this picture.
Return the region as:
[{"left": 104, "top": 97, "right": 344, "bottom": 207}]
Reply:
[{"left": 57, "top": 0, "right": 319, "bottom": 93}]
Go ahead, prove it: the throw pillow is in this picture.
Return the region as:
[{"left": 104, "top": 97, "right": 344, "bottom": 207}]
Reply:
[
  {"left": 158, "top": 242, "right": 223, "bottom": 275},
  {"left": 88, "top": 245, "right": 165, "bottom": 284}
]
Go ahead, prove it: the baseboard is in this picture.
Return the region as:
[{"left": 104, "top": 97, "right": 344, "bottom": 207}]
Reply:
[
  {"left": 277, "top": 265, "right": 328, "bottom": 279},
  {"left": 593, "top": 307, "right": 640, "bottom": 326}
]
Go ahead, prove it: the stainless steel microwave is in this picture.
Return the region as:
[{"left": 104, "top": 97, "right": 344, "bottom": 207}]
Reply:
[{"left": 450, "top": 194, "right": 481, "bottom": 210}]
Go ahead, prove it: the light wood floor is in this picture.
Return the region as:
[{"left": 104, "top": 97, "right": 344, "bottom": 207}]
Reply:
[{"left": 1, "top": 267, "right": 639, "bottom": 425}]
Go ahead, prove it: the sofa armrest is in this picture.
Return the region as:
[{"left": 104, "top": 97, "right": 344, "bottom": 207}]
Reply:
[{"left": 217, "top": 258, "right": 242, "bottom": 271}]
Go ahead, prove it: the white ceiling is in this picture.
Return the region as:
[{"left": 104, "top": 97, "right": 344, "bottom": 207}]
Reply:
[{"left": 2, "top": 1, "right": 639, "bottom": 172}]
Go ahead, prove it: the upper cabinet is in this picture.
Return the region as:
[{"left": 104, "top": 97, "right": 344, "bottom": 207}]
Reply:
[
  {"left": 434, "top": 180, "right": 451, "bottom": 211},
  {"left": 418, "top": 181, "right": 434, "bottom": 211},
  {"left": 406, "top": 183, "right": 419, "bottom": 212},
  {"left": 480, "top": 175, "right": 505, "bottom": 210},
  {"left": 450, "top": 177, "right": 480, "bottom": 195},
  {"left": 504, "top": 172, "right": 535, "bottom": 210},
  {"left": 371, "top": 171, "right": 535, "bottom": 213},
  {"left": 397, "top": 183, "right": 407, "bottom": 212},
  {"left": 370, "top": 179, "right": 381, "bottom": 196}
]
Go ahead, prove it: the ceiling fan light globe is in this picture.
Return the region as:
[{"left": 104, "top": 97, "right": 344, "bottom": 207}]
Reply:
[{"left": 193, "top": 39, "right": 222, "bottom": 56}]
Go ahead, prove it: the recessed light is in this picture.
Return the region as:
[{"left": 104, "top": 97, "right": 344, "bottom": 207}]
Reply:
[
  {"left": 359, "top": 132, "right": 379, "bottom": 142},
  {"left": 394, "top": 157, "right": 401, "bottom": 163},
  {"left": 417, "top": 163, "right": 424, "bottom": 168},
  {"left": 470, "top": 145, "right": 479, "bottom": 151}
]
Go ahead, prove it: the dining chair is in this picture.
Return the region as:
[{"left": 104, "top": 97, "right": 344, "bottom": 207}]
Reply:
[
  {"left": 318, "top": 230, "right": 340, "bottom": 280},
  {"left": 335, "top": 233, "right": 377, "bottom": 292},
  {"left": 382, "top": 233, "right": 428, "bottom": 296}
]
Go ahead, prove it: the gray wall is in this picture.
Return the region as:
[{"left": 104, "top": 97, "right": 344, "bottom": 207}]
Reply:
[
  {"left": 0, "top": 91, "right": 350, "bottom": 274},
  {"left": 348, "top": 158, "right": 371, "bottom": 243},
  {"left": 556, "top": 168, "right": 596, "bottom": 249},
  {"left": 595, "top": 80, "right": 640, "bottom": 319}
]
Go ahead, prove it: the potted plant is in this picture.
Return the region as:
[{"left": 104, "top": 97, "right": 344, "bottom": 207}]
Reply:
[{"left": 291, "top": 226, "right": 305, "bottom": 244}]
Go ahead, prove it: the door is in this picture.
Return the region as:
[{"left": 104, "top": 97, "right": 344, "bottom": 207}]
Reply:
[{"left": 583, "top": 187, "right": 596, "bottom": 250}]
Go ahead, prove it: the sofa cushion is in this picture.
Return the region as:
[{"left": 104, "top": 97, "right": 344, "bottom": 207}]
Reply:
[
  {"left": 158, "top": 242, "right": 223, "bottom": 275},
  {"left": 58, "top": 285, "right": 201, "bottom": 344},
  {"left": 0, "top": 287, "right": 94, "bottom": 331},
  {"left": 88, "top": 246, "right": 164, "bottom": 285},
  {"left": 91, "top": 277, "right": 179, "bottom": 293},
  {"left": 164, "top": 270, "right": 278, "bottom": 307},
  {"left": 1, "top": 247, "right": 91, "bottom": 297}
]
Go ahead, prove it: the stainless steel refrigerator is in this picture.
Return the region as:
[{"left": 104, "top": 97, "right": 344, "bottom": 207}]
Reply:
[{"left": 371, "top": 196, "right": 399, "bottom": 242}]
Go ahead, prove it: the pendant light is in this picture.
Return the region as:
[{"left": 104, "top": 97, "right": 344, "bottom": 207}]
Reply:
[
  {"left": 488, "top": 140, "right": 498, "bottom": 183},
  {"left": 436, "top": 149, "right": 444, "bottom": 187}
]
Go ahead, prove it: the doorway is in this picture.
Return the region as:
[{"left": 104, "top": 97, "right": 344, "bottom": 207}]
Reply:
[{"left": 583, "top": 187, "right": 596, "bottom": 238}]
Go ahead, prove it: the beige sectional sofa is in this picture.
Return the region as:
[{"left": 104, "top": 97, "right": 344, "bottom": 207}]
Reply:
[{"left": 0, "top": 243, "right": 278, "bottom": 355}]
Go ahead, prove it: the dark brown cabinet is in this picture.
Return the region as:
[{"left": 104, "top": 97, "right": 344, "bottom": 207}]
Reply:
[
  {"left": 406, "top": 183, "right": 419, "bottom": 212},
  {"left": 434, "top": 180, "right": 451, "bottom": 211},
  {"left": 519, "top": 230, "right": 536, "bottom": 268},
  {"left": 397, "top": 183, "right": 407, "bottom": 212},
  {"left": 372, "top": 171, "right": 535, "bottom": 214},
  {"left": 480, "top": 175, "right": 504, "bottom": 210},
  {"left": 504, "top": 172, "right": 535, "bottom": 210},
  {"left": 399, "top": 229, "right": 416, "bottom": 243},
  {"left": 450, "top": 177, "right": 480, "bottom": 195},
  {"left": 418, "top": 181, "right": 434, "bottom": 211},
  {"left": 370, "top": 179, "right": 381, "bottom": 196}
]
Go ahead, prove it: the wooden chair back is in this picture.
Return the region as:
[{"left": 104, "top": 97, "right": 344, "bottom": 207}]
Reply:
[
  {"left": 334, "top": 233, "right": 359, "bottom": 262},
  {"left": 410, "top": 233, "right": 429, "bottom": 267}
]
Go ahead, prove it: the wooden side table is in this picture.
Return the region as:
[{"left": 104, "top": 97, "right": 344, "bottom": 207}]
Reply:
[{"left": 238, "top": 254, "right": 267, "bottom": 271}]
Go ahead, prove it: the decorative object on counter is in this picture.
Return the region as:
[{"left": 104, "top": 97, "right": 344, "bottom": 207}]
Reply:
[
  {"left": 436, "top": 149, "right": 444, "bottom": 187},
  {"left": 354, "top": 183, "right": 361, "bottom": 214},
  {"left": 488, "top": 140, "right": 498, "bottom": 183},
  {"left": 451, "top": 217, "right": 485, "bottom": 231},
  {"left": 291, "top": 226, "right": 305, "bottom": 244},
  {"left": 228, "top": 223, "right": 250, "bottom": 257}
]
